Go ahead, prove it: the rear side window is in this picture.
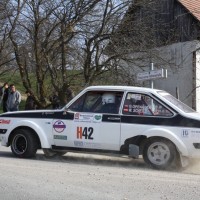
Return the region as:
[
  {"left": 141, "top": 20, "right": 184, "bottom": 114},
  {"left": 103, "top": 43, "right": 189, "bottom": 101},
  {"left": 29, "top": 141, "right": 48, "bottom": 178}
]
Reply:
[
  {"left": 123, "top": 93, "right": 173, "bottom": 117},
  {"left": 157, "top": 91, "right": 195, "bottom": 113}
]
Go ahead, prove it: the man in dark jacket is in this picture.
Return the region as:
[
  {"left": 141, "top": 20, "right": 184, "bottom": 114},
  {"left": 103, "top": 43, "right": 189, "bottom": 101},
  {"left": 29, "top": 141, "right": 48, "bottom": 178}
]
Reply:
[
  {"left": 49, "top": 92, "right": 60, "bottom": 109},
  {"left": 25, "top": 91, "right": 36, "bottom": 110},
  {"left": 1, "top": 82, "right": 9, "bottom": 112}
]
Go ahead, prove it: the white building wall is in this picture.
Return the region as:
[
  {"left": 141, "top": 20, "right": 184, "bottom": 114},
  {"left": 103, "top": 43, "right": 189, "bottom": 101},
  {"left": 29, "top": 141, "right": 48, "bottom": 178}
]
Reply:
[
  {"left": 123, "top": 40, "right": 200, "bottom": 111},
  {"left": 153, "top": 41, "right": 196, "bottom": 108},
  {"left": 195, "top": 50, "right": 200, "bottom": 112}
]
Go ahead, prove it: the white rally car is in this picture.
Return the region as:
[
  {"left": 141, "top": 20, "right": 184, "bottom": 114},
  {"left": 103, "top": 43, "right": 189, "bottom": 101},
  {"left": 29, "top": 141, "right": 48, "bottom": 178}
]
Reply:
[{"left": 0, "top": 86, "right": 200, "bottom": 169}]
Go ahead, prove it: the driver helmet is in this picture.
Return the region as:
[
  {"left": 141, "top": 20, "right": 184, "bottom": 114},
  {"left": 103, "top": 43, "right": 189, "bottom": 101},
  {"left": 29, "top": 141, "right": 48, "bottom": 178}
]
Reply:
[{"left": 102, "top": 93, "right": 115, "bottom": 105}]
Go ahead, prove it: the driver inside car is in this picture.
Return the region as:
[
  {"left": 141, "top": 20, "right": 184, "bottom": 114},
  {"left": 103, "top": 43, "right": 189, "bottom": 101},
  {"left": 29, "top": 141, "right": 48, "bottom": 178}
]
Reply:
[{"left": 98, "top": 93, "right": 118, "bottom": 114}]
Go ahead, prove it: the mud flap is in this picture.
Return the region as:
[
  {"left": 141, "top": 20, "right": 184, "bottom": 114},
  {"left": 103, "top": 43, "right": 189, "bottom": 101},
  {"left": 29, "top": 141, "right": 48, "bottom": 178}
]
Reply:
[
  {"left": 129, "top": 144, "right": 139, "bottom": 158},
  {"left": 180, "top": 155, "right": 189, "bottom": 168}
]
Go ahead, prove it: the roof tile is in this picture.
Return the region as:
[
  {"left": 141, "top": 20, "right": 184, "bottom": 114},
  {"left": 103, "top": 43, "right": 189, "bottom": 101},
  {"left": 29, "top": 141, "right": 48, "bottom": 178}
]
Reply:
[{"left": 178, "top": 0, "right": 200, "bottom": 21}]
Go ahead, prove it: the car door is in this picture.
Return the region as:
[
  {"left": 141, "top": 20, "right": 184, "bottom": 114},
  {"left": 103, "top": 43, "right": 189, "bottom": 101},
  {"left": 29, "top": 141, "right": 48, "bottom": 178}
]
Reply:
[
  {"left": 53, "top": 90, "right": 123, "bottom": 151},
  {"left": 120, "top": 92, "right": 174, "bottom": 144}
]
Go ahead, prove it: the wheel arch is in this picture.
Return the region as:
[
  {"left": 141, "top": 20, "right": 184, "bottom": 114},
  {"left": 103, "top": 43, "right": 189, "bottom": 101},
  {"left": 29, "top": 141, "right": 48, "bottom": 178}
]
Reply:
[
  {"left": 142, "top": 136, "right": 179, "bottom": 169},
  {"left": 140, "top": 136, "right": 178, "bottom": 154},
  {"left": 7, "top": 120, "right": 52, "bottom": 148},
  {"left": 142, "top": 128, "right": 189, "bottom": 156},
  {"left": 120, "top": 135, "right": 147, "bottom": 154},
  {"left": 120, "top": 128, "right": 188, "bottom": 157},
  {"left": 8, "top": 126, "right": 41, "bottom": 149}
]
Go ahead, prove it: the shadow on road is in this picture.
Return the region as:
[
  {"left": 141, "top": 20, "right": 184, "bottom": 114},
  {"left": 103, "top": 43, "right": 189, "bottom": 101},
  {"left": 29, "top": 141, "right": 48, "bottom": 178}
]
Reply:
[
  {"left": 36, "top": 151, "right": 148, "bottom": 169},
  {"left": 2, "top": 147, "right": 199, "bottom": 173},
  {"left": 0, "top": 147, "right": 148, "bottom": 169},
  {"left": 0, "top": 150, "right": 15, "bottom": 158}
]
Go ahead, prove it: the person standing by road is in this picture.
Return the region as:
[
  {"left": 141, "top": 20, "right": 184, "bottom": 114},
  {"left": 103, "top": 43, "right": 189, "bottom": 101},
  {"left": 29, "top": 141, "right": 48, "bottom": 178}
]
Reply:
[
  {"left": 49, "top": 92, "right": 60, "bottom": 109},
  {"left": 0, "top": 82, "right": 9, "bottom": 112},
  {"left": 25, "top": 90, "right": 36, "bottom": 110},
  {"left": 7, "top": 84, "right": 21, "bottom": 112}
]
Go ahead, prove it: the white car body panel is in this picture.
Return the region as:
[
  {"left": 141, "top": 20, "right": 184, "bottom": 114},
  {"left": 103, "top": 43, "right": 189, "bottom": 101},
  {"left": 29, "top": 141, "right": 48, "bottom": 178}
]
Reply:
[{"left": 1, "top": 85, "right": 200, "bottom": 166}]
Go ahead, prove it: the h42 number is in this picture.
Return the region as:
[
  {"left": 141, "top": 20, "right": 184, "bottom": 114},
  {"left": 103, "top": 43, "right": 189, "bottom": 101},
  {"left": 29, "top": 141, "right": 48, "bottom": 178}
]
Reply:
[{"left": 77, "top": 127, "right": 94, "bottom": 140}]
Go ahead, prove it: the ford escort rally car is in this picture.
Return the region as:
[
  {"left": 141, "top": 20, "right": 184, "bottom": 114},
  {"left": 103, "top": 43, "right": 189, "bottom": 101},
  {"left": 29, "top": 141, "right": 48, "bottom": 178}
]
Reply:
[{"left": 0, "top": 85, "right": 200, "bottom": 169}]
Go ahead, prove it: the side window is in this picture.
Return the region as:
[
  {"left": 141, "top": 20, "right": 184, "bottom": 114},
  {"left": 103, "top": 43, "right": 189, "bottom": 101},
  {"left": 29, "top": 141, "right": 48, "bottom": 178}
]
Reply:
[
  {"left": 69, "top": 91, "right": 123, "bottom": 114},
  {"left": 123, "top": 93, "right": 173, "bottom": 117},
  {"left": 68, "top": 93, "right": 86, "bottom": 112},
  {"left": 83, "top": 92, "right": 102, "bottom": 112},
  {"left": 68, "top": 92, "right": 101, "bottom": 112}
]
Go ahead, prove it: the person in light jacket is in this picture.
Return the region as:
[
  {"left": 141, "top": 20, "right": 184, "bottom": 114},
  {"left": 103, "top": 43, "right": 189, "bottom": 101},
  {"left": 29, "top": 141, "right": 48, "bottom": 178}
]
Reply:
[{"left": 7, "top": 84, "right": 21, "bottom": 112}]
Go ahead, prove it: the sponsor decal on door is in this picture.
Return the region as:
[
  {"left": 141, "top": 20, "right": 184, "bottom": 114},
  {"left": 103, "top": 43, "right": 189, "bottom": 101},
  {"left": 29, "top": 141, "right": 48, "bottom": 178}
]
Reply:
[{"left": 53, "top": 120, "right": 66, "bottom": 133}]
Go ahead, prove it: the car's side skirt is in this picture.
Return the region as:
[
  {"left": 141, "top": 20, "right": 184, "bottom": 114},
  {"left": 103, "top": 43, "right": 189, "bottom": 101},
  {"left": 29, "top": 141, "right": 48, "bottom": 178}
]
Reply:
[{"left": 52, "top": 145, "right": 121, "bottom": 155}]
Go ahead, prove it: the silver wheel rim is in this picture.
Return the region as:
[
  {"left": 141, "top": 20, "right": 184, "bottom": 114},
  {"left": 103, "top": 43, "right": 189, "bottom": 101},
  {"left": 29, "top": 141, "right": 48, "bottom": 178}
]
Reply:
[
  {"left": 12, "top": 134, "right": 28, "bottom": 155},
  {"left": 147, "top": 142, "right": 170, "bottom": 166}
]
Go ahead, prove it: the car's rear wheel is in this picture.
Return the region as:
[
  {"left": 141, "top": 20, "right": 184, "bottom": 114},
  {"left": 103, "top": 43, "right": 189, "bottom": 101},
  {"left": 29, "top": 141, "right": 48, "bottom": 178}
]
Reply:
[
  {"left": 43, "top": 149, "right": 67, "bottom": 157},
  {"left": 143, "top": 137, "right": 177, "bottom": 169},
  {"left": 11, "top": 129, "right": 38, "bottom": 158}
]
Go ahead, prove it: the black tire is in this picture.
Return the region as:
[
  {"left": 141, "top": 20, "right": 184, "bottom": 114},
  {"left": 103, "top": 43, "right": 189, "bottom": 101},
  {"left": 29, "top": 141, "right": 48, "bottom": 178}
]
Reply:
[
  {"left": 143, "top": 137, "right": 177, "bottom": 169},
  {"left": 43, "top": 149, "right": 67, "bottom": 157},
  {"left": 11, "top": 129, "right": 38, "bottom": 158}
]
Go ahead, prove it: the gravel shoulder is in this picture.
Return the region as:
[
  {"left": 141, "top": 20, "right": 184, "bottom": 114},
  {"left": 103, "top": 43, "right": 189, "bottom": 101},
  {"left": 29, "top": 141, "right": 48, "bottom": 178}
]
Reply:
[{"left": 0, "top": 145, "right": 200, "bottom": 200}]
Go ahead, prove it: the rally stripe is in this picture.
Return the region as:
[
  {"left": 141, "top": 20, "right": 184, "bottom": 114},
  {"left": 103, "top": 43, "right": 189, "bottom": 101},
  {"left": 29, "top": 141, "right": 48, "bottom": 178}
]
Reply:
[
  {"left": 103, "top": 114, "right": 200, "bottom": 128},
  {"left": 0, "top": 111, "right": 74, "bottom": 120},
  {"left": 1, "top": 111, "right": 200, "bottom": 128},
  {"left": 121, "top": 114, "right": 200, "bottom": 128}
]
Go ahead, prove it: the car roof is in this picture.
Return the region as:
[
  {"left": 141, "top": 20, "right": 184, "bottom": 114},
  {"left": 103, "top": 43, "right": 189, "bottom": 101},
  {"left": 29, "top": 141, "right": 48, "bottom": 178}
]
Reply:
[{"left": 85, "top": 85, "right": 162, "bottom": 94}]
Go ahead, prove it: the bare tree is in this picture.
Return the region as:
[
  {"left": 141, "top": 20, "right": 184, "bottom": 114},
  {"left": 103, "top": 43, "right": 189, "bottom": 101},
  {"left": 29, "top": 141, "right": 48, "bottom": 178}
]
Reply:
[
  {"left": 0, "top": 0, "right": 16, "bottom": 78},
  {"left": 4, "top": 0, "right": 135, "bottom": 108},
  {"left": 6, "top": 0, "right": 103, "bottom": 108},
  {"left": 76, "top": 0, "right": 130, "bottom": 86},
  {"left": 43, "top": 0, "right": 102, "bottom": 105}
]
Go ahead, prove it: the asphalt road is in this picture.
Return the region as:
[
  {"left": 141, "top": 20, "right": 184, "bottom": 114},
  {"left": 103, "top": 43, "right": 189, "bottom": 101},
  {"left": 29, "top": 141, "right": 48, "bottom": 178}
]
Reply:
[{"left": 0, "top": 145, "right": 200, "bottom": 200}]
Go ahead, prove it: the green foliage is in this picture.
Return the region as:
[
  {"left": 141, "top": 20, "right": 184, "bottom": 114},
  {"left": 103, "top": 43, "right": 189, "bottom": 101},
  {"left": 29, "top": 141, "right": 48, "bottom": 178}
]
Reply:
[
  {"left": 0, "top": 68, "right": 121, "bottom": 114},
  {"left": 19, "top": 100, "right": 26, "bottom": 111},
  {"left": 1, "top": 72, "right": 25, "bottom": 92}
]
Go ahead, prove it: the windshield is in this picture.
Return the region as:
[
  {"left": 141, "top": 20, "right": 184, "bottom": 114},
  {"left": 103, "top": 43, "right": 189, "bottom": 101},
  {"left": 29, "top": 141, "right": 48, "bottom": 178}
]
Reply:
[{"left": 157, "top": 91, "right": 196, "bottom": 113}]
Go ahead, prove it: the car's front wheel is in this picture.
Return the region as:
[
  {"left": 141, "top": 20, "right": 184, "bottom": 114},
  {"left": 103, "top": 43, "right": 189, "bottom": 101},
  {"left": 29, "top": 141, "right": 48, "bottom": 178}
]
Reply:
[
  {"left": 11, "top": 129, "right": 38, "bottom": 158},
  {"left": 143, "top": 137, "right": 177, "bottom": 169}
]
